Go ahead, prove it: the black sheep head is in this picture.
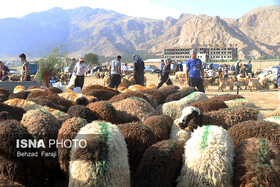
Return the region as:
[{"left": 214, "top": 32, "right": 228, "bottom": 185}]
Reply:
[
  {"left": 178, "top": 106, "right": 201, "bottom": 131},
  {"left": 75, "top": 96, "right": 89, "bottom": 106}
]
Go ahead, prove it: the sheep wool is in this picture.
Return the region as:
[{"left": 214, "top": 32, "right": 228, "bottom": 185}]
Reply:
[
  {"left": 265, "top": 115, "right": 280, "bottom": 124},
  {"left": 189, "top": 97, "right": 228, "bottom": 113},
  {"left": 21, "top": 108, "right": 60, "bottom": 169},
  {"left": 224, "top": 98, "right": 257, "bottom": 108},
  {"left": 134, "top": 140, "right": 185, "bottom": 187},
  {"left": 0, "top": 94, "right": 7, "bottom": 102},
  {"left": 68, "top": 105, "right": 98, "bottom": 123},
  {"left": 211, "top": 94, "right": 244, "bottom": 101},
  {"left": 234, "top": 138, "right": 280, "bottom": 187},
  {"left": 176, "top": 125, "right": 235, "bottom": 187},
  {"left": 59, "top": 92, "right": 97, "bottom": 103},
  {"left": 58, "top": 117, "right": 87, "bottom": 173},
  {"left": 158, "top": 92, "right": 208, "bottom": 120},
  {"left": 170, "top": 119, "right": 192, "bottom": 142},
  {"left": 87, "top": 101, "right": 120, "bottom": 123},
  {"left": 118, "top": 122, "right": 157, "bottom": 176},
  {"left": 0, "top": 88, "right": 10, "bottom": 98},
  {"left": 8, "top": 91, "right": 30, "bottom": 100},
  {"left": 13, "top": 85, "right": 25, "bottom": 93},
  {"left": 0, "top": 103, "right": 26, "bottom": 121},
  {"left": 108, "top": 91, "right": 151, "bottom": 105},
  {"left": 143, "top": 115, "right": 173, "bottom": 141},
  {"left": 50, "top": 109, "right": 70, "bottom": 125},
  {"left": 112, "top": 97, "right": 157, "bottom": 123},
  {"left": 228, "top": 120, "right": 280, "bottom": 151},
  {"left": 165, "top": 87, "right": 197, "bottom": 103},
  {"left": 201, "top": 106, "right": 264, "bottom": 130},
  {"left": 4, "top": 98, "right": 44, "bottom": 111},
  {"left": 158, "top": 85, "right": 180, "bottom": 96},
  {"left": 69, "top": 121, "right": 130, "bottom": 187}
]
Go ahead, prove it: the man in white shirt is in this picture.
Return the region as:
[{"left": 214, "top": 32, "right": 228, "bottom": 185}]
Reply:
[
  {"left": 73, "top": 58, "right": 88, "bottom": 89},
  {"left": 109, "top": 55, "right": 122, "bottom": 89}
]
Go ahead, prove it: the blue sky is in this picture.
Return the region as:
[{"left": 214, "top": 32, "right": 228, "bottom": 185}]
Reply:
[{"left": 0, "top": 0, "right": 278, "bottom": 20}]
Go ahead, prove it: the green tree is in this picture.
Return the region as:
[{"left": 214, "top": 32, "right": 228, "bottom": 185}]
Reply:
[
  {"left": 84, "top": 53, "right": 99, "bottom": 66},
  {"left": 263, "top": 55, "right": 268, "bottom": 60},
  {"left": 36, "top": 47, "right": 67, "bottom": 85}
]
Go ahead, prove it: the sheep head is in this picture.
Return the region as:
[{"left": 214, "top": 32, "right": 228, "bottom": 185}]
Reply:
[{"left": 177, "top": 106, "right": 201, "bottom": 131}]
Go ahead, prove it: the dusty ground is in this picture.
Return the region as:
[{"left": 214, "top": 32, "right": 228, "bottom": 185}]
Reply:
[{"left": 84, "top": 73, "right": 279, "bottom": 117}]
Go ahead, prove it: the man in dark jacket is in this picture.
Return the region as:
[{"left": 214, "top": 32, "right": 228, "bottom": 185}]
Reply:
[
  {"left": 133, "top": 55, "right": 145, "bottom": 86},
  {"left": 157, "top": 58, "right": 173, "bottom": 89}
]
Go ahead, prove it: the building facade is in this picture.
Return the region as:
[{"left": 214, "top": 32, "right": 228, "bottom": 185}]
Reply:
[{"left": 163, "top": 45, "right": 238, "bottom": 62}]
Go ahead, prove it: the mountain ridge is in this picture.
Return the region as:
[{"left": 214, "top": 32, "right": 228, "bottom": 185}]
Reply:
[{"left": 0, "top": 5, "right": 279, "bottom": 59}]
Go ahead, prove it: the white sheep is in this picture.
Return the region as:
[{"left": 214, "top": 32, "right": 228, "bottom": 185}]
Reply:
[
  {"left": 176, "top": 125, "right": 235, "bottom": 187},
  {"left": 157, "top": 92, "right": 208, "bottom": 120},
  {"left": 69, "top": 121, "right": 130, "bottom": 187},
  {"left": 170, "top": 106, "right": 201, "bottom": 141},
  {"left": 224, "top": 98, "right": 257, "bottom": 108}
]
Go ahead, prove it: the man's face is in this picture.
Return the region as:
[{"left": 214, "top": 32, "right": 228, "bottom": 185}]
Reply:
[
  {"left": 191, "top": 53, "right": 197, "bottom": 59},
  {"left": 79, "top": 59, "right": 84, "bottom": 64},
  {"left": 117, "top": 57, "right": 121, "bottom": 61},
  {"left": 168, "top": 60, "right": 172, "bottom": 64},
  {"left": 20, "top": 57, "right": 25, "bottom": 62}
]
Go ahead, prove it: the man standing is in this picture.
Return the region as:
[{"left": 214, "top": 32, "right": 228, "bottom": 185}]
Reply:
[
  {"left": 235, "top": 60, "right": 241, "bottom": 75},
  {"left": 109, "top": 55, "right": 122, "bottom": 89},
  {"left": 133, "top": 55, "right": 145, "bottom": 86},
  {"left": 247, "top": 61, "right": 253, "bottom": 77},
  {"left": 73, "top": 58, "right": 88, "bottom": 89},
  {"left": 68, "top": 58, "right": 76, "bottom": 79},
  {"left": 157, "top": 58, "right": 173, "bottom": 89},
  {"left": 186, "top": 49, "right": 205, "bottom": 93},
  {"left": 19, "top": 53, "right": 31, "bottom": 81}
]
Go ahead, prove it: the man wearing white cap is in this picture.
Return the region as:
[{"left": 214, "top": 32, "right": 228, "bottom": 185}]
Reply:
[{"left": 186, "top": 49, "right": 205, "bottom": 92}]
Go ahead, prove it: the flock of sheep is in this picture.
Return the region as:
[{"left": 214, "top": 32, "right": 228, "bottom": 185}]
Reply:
[{"left": 0, "top": 83, "right": 279, "bottom": 187}]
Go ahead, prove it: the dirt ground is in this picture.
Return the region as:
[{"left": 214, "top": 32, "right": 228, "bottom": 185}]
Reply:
[{"left": 84, "top": 73, "right": 279, "bottom": 117}]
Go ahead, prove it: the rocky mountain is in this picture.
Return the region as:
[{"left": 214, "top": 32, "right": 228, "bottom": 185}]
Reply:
[{"left": 0, "top": 6, "right": 279, "bottom": 59}]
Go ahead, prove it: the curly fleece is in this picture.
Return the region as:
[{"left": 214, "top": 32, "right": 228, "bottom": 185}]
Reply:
[
  {"left": 234, "top": 138, "right": 280, "bottom": 187},
  {"left": 177, "top": 125, "right": 234, "bottom": 187},
  {"left": 69, "top": 121, "right": 130, "bottom": 187}
]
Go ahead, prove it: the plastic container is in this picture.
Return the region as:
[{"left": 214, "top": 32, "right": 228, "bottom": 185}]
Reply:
[{"left": 50, "top": 76, "right": 56, "bottom": 87}]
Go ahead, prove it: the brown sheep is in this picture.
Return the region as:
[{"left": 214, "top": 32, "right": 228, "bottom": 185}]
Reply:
[
  {"left": 234, "top": 138, "right": 280, "bottom": 187},
  {"left": 189, "top": 98, "right": 228, "bottom": 113}
]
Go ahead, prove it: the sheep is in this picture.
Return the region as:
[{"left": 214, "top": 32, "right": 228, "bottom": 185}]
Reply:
[
  {"left": 57, "top": 117, "right": 87, "bottom": 173},
  {"left": 27, "top": 97, "right": 69, "bottom": 112},
  {"left": 189, "top": 97, "right": 228, "bottom": 113},
  {"left": 67, "top": 105, "right": 98, "bottom": 123},
  {"left": 21, "top": 108, "right": 61, "bottom": 170},
  {"left": 0, "top": 88, "right": 10, "bottom": 98},
  {"left": 47, "top": 86, "right": 63, "bottom": 93},
  {"left": 104, "top": 74, "right": 110, "bottom": 86},
  {"left": 8, "top": 91, "right": 30, "bottom": 100},
  {"left": 112, "top": 97, "right": 157, "bottom": 123},
  {"left": 247, "top": 78, "right": 259, "bottom": 91},
  {"left": 228, "top": 120, "right": 280, "bottom": 151},
  {"left": 0, "top": 175, "right": 24, "bottom": 187},
  {"left": 0, "top": 119, "right": 45, "bottom": 186},
  {"left": 108, "top": 91, "right": 151, "bottom": 104},
  {"left": 165, "top": 87, "right": 197, "bottom": 103},
  {"left": 158, "top": 85, "right": 180, "bottom": 96},
  {"left": 267, "top": 82, "right": 277, "bottom": 90},
  {"left": 224, "top": 98, "right": 257, "bottom": 108},
  {"left": 50, "top": 109, "right": 70, "bottom": 125},
  {"left": 58, "top": 92, "right": 98, "bottom": 104},
  {"left": 170, "top": 106, "right": 201, "bottom": 142},
  {"left": 218, "top": 77, "right": 235, "bottom": 91},
  {"left": 211, "top": 94, "right": 244, "bottom": 101},
  {"left": 87, "top": 101, "right": 120, "bottom": 124},
  {"left": 4, "top": 98, "right": 44, "bottom": 111},
  {"left": 146, "top": 83, "right": 156, "bottom": 89},
  {"left": 0, "top": 94, "right": 7, "bottom": 102},
  {"left": 0, "top": 103, "right": 26, "bottom": 121},
  {"left": 258, "top": 74, "right": 267, "bottom": 88},
  {"left": 157, "top": 92, "right": 208, "bottom": 120},
  {"left": 69, "top": 121, "right": 130, "bottom": 187},
  {"left": 13, "top": 85, "right": 25, "bottom": 93},
  {"left": 118, "top": 122, "right": 157, "bottom": 176},
  {"left": 10, "top": 74, "right": 21, "bottom": 82},
  {"left": 143, "top": 115, "right": 174, "bottom": 141},
  {"left": 176, "top": 125, "right": 235, "bottom": 187},
  {"left": 140, "top": 89, "right": 167, "bottom": 106},
  {"left": 82, "top": 87, "right": 118, "bottom": 100},
  {"left": 27, "top": 91, "right": 73, "bottom": 111},
  {"left": 233, "top": 138, "right": 280, "bottom": 187},
  {"left": 134, "top": 139, "right": 185, "bottom": 187}
]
